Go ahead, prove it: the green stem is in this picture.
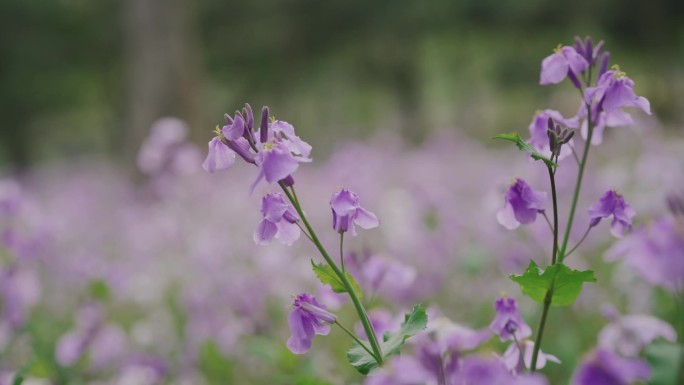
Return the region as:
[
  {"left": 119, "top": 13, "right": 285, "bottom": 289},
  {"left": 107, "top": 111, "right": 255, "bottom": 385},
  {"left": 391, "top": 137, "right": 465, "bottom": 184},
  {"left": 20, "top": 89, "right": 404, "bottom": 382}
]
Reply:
[
  {"left": 340, "top": 232, "right": 346, "bottom": 273},
  {"left": 559, "top": 102, "right": 594, "bottom": 262},
  {"left": 564, "top": 226, "right": 592, "bottom": 259},
  {"left": 530, "top": 288, "right": 553, "bottom": 372},
  {"left": 335, "top": 320, "right": 378, "bottom": 362},
  {"left": 279, "top": 183, "right": 384, "bottom": 365},
  {"left": 548, "top": 166, "right": 559, "bottom": 265}
]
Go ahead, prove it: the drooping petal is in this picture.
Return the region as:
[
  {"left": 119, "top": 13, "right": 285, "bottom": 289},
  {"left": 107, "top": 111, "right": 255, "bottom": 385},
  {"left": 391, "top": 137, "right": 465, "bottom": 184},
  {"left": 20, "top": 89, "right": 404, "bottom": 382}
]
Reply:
[
  {"left": 260, "top": 145, "right": 300, "bottom": 184},
  {"left": 275, "top": 222, "right": 301, "bottom": 246},
  {"left": 222, "top": 114, "right": 246, "bottom": 141},
  {"left": 202, "top": 137, "right": 236, "bottom": 173},
  {"left": 540, "top": 53, "right": 569, "bottom": 85},
  {"left": 254, "top": 219, "right": 277, "bottom": 245},
  {"left": 354, "top": 207, "right": 380, "bottom": 229},
  {"left": 286, "top": 309, "right": 315, "bottom": 354},
  {"left": 497, "top": 203, "right": 520, "bottom": 230}
]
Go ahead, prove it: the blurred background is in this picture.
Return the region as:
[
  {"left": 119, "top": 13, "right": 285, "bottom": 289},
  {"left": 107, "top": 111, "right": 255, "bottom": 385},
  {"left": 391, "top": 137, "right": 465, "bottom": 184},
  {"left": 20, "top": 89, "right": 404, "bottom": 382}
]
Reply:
[
  {"left": 1, "top": 0, "right": 683, "bottom": 169},
  {"left": 1, "top": 1, "right": 684, "bottom": 384}
]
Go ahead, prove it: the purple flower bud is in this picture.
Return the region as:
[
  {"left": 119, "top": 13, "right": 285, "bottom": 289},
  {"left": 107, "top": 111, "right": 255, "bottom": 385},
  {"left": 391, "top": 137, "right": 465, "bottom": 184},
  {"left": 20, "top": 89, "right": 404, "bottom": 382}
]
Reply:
[
  {"left": 593, "top": 40, "right": 605, "bottom": 65},
  {"left": 497, "top": 179, "right": 547, "bottom": 230},
  {"left": 584, "top": 36, "right": 593, "bottom": 64},
  {"left": 666, "top": 193, "right": 684, "bottom": 216},
  {"left": 224, "top": 113, "right": 233, "bottom": 125},
  {"left": 574, "top": 36, "right": 586, "bottom": 58},
  {"left": 588, "top": 190, "right": 635, "bottom": 238},
  {"left": 489, "top": 296, "right": 532, "bottom": 342},
  {"left": 330, "top": 189, "right": 379, "bottom": 236},
  {"left": 260, "top": 106, "right": 270, "bottom": 144},
  {"left": 243, "top": 103, "right": 254, "bottom": 130},
  {"left": 224, "top": 137, "right": 256, "bottom": 165},
  {"left": 287, "top": 293, "right": 336, "bottom": 354},
  {"left": 281, "top": 174, "right": 295, "bottom": 187},
  {"left": 254, "top": 192, "right": 300, "bottom": 246}
]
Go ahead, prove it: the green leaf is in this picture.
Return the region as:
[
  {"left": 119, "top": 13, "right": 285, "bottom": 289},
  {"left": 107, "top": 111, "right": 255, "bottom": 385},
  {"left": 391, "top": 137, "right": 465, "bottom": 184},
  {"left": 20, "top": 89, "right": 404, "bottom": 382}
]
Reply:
[
  {"left": 493, "top": 132, "right": 557, "bottom": 167},
  {"left": 347, "top": 304, "right": 428, "bottom": 375},
  {"left": 510, "top": 261, "right": 596, "bottom": 306},
  {"left": 311, "top": 260, "right": 363, "bottom": 299}
]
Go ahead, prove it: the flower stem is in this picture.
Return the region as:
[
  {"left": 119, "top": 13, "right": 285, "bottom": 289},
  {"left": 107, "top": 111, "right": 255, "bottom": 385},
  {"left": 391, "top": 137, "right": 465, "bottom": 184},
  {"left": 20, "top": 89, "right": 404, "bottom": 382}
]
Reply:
[
  {"left": 530, "top": 166, "right": 559, "bottom": 372},
  {"left": 564, "top": 226, "right": 592, "bottom": 259},
  {"left": 340, "top": 232, "right": 346, "bottom": 273},
  {"left": 279, "top": 183, "right": 384, "bottom": 365},
  {"left": 334, "top": 320, "right": 378, "bottom": 362},
  {"left": 559, "top": 103, "right": 595, "bottom": 262}
]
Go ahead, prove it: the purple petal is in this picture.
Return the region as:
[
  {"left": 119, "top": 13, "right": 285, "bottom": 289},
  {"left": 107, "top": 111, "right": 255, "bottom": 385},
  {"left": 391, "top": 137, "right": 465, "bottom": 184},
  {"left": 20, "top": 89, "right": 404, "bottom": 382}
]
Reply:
[
  {"left": 540, "top": 52, "right": 569, "bottom": 85},
  {"left": 286, "top": 309, "right": 314, "bottom": 354},
  {"left": 202, "top": 138, "right": 236, "bottom": 173},
  {"left": 275, "top": 222, "right": 300, "bottom": 246},
  {"left": 254, "top": 219, "right": 277, "bottom": 245},
  {"left": 354, "top": 207, "right": 379, "bottom": 230}
]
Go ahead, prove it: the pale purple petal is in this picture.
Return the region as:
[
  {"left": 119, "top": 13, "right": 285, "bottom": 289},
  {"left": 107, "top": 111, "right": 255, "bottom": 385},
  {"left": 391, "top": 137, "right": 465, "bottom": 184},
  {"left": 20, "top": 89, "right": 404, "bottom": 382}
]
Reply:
[
  {"left": 275, "top": 222, "right": 301, "bottom": 246},
  {"left": 202, "top": 137, "right": 236, "bottom": 173},
  {"left": 354, "top": 207, "right": 379, "bottom": 229},
  {"left": 540, "top": 52, "right": 569, "bottom": 85},
  {"left": 254, "top": 219, "right": 277, "bottom": 245},
  {"left": 286, "top": 309, "right": 314, "bottom": 354}
]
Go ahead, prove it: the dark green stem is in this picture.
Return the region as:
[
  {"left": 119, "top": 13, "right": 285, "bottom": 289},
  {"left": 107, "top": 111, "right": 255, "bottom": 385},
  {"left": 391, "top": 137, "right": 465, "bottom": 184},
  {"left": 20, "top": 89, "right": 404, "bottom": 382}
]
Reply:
[
  {"left": 279, "top": 183, "right": 384, "bottom": 365},
  {"left": 530, "top": 288, "right": 553, "bottom": 372},
  {"left": 548, "top": 166, "right": 559, "bottom": 265},
  {"left": 564, "top": 226, "right": 592, "bottom": 259},
  {"left": 340, "top": 232, "right": 345, "bottom": 273},
  {"left": 335, "top": 320, "right": 377, "bottom": 360},
  {"left": 559, "top": 102, "right": 594, "bottom": 262}
]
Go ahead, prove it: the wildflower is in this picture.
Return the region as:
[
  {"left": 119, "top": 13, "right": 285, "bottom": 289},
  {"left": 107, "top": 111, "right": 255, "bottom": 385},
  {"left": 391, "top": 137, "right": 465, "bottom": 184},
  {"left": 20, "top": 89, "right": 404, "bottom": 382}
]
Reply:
[
  {"left": 585, "top": 68, "right": 651, "bottom": 115},
  {"left": 496, "top": 179, "right": 547, "bottom": 230},
  {"left": 540, "top": 45, "right": 589, "bottom": 85},
  {"left": 330, "top": 189, "right": 379, "bottom": 235},
  {"left": 598, "top": 311, "right": 676, "bottom": 357},
  {"left": 254, "top": 193, "right": 301, "bottom": 246},
  {"left": 571, "top": 349, "right": 649, "bottom": 385},
  {"left": 489, "top": 296, "right": 532, "bottom": 342},
  {"left": 528, "top": 111, "right": 579, "bottom": 160},
  {"left": 588, "top": 190, "right": 635, "bottom": 238},
  {"left": 287, "top": 293, "right": 336, "bottom": 354}
]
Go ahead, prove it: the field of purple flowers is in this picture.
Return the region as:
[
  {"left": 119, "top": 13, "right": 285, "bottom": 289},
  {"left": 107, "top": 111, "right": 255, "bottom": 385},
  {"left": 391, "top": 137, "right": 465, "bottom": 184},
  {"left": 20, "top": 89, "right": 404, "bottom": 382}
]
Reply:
[{"left": 1, "top": 37, "right": 683, "bottom": 385}]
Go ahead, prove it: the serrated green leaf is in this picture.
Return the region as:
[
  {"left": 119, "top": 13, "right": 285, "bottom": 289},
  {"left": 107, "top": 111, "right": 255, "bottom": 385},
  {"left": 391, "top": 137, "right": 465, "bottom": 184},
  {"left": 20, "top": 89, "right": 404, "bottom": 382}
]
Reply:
[
  {"left": 510, "top": 261, "right": 596, "bottom": 306},
  {"left": 347, "top": 304, "right": 428, "bottom": 375},
  {"left": 493, "top": 132, "right": 557, "bottom": 167},
  {"left": 311, "top": 261, "right": 362, "bottom": 299}
]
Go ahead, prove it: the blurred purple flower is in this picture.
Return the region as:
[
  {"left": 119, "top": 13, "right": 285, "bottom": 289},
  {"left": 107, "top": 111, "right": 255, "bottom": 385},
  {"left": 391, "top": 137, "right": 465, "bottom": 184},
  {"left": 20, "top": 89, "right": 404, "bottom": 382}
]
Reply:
[
  {"left": 496, "top": 179, "right": 547, "bottom": 230},
  {"left": 598, "top": 312, "right": 676, "bottom": 357},
  {"left": 572, "top": 349, "right": 650, "bottom": 385},
  {"left": 588, "top": 190, "right": 635, "bottom": 238},
  {"left": 254, "top": 192, "right": 301, "bottom": 246},
  {"left": 528, "top": 110, "right": 579, "bottom": 160},
  {"left": 457, "top": 356, "right": 549, "bottom": 385},
  {"left": 585, "top": 69, "right": 651, "bottom": 115},
  {"left": 287, "top": 293, "right": 336, "bottom": 354},
  {"left": 606, "top": 216, "right": 684, "bottom": 293},
  {"left": 540, "top": 45, "right": 588, "bottom": 85},
  {"left": 330, "top": 189, "right": 379, "bottom": 235},
  {"left": 489, "top": 296, "right": 531, "bottom": 342}
]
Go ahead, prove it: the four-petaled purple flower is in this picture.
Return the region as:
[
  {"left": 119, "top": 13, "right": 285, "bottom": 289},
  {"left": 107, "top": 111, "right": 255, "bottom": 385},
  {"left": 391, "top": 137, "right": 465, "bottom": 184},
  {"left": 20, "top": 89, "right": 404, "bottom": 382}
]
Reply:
[
  {"left": 330, "top": 189, "right": 379, "bottom": 236},
  {"left": 585, "top": 68, "right": 651, "bottom": 116},
  {"left": 540, "top": 45, "right": 589, "bottom": 85},
  {"left": 588, "top": 190, "right": 635, "bottom": 238},
  {"left": 489, "top": 296, "right": 532, "bottom": 342},
  {"left": 202, "top": 136, "right": 236, "bottom": 173},
  {"left": 497, "top": 179, "right": 547, "bottom": 230},
  {"left": 254, "top": 192, "right": 301, "bottom": 246},
  {"left": 287, "top": 293, "right": 336, "bottom": 354}
]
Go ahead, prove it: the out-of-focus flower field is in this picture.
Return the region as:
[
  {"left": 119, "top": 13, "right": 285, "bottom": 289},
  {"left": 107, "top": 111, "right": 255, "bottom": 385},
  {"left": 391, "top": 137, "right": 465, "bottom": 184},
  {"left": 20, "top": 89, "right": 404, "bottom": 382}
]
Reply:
[{"left": 1, "top": 112, "right": 681, "bottom": 384}]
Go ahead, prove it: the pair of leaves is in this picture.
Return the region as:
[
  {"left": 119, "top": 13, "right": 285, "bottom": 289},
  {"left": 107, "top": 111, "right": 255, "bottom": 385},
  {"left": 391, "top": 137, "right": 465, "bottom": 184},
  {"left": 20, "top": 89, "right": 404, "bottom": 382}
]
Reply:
[
  {"left": 510, "top": 261, "right": 596, "bottom": 306},
  {"left": 493, "top": 132, "right": 557, "bottom": 168},
  {"left": 347, "top": 304, "right": 428, "bottom": 375},
  {"left": 311, "top": 261, "right": 363, "bottom": 299}
]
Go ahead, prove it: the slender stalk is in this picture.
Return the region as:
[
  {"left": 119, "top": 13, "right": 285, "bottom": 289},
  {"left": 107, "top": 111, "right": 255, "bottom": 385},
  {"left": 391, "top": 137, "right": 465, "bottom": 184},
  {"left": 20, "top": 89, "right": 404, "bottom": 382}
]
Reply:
[
  {"left": 559, "top": 102, "right": 594, "bottom": 262},
  {"left": 279, "top": 183, "right": 384, "bottom": 365},
  {"left": 564, "top": 226, "right": 592, "bottom": 259},
  {"left": 335, "top": 320, "right": 378, "bottom": 361},
  {"left": 530, "top": 288, "right": 553, "bottom": 372},
  {"left": 530, "top": 166, "right": 559, "bottom": 371},
  {"left": 541, "top": 212, "right": 554, "bottom": 235},
  {"left": 340, "top": 232, "right": 346, "bottom": 273},
  {"left": 296, "top": 222, "right": 314, "bottom": 242}
]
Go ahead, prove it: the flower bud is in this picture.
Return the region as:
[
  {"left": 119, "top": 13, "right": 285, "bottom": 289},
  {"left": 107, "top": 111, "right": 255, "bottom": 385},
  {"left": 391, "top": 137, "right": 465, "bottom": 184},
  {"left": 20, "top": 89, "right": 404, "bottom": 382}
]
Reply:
[
  {"left": 260, "top": 106, "right": 270, "bottom": 144},
  {"left": 243, "top": 103, "right": 254, "bottom": 130}
]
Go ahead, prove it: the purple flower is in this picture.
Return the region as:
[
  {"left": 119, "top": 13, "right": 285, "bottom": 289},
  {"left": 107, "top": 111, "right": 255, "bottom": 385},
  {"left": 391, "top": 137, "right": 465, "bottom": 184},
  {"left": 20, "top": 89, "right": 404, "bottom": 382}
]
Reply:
[
  {"left": 496, "top": 179, "right": 547, "bottom": 230},
  {"left": 457, "top": 356, "right": 549, "bottom": 385},
  {"left": 287, "top": 293, "right": 336, "bottom": 354},
  {"left": 606, "top": 216, "right": 684, "bottom": 293},
  {"left": 585, "top": 69, "right": 651, "bottom": 115},
  {"left": 540, "top": 45, "right": 589, "bottom": 85},
  {"left": 598, "top": 312, "right": 676, "bottom": 357},
  {"left": 588, "top": 190, "right": 635, "bottom": 238},
  {"left": 254, "top": 193, "right": 301, "bottom": 246},
  {"left": 572, "top": 349, "right": 650, "bottom": 385},
  {"left": 221, "top": 113, "right": 246, "bottom": 141},
  {"left": 201, "top": 137, "right": 236, "bottom": 173},
  {"left": 489, "top": 296, "right": 532, "bottom": 342},
  {"left": 528, "top": 110, "right": 579, "bottom": 160},
  {"left": 330, "top": 189, "right": 379, "bottom": 235},
  {"left": 502, "top": 340, "right": 560, "bottom": 372}
]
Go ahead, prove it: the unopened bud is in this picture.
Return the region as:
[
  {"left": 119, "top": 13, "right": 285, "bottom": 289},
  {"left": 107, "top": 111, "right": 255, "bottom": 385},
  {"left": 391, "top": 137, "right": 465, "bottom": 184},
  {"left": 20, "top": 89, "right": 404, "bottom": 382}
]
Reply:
[
  {"left": 562, "top": 130, "right": 576, "bottom": 144},
  {"left": 281, "top": 175, "right": 295, "bottom": 187},
  {"left": 243, "top": 103, "right": 254, "bottom": 130},
  {"left": 568, "top": 70, "right": 582, "bottom": 89},
  {"left": 584, "top": 36, "right": 593, "bottom": 64},
  {"left": 599, "top": 52, "right": 610, "bottom": 79},
  {"left": 260, "top": 106, "right": 270, "bottom": 144},
  {"left": 574, "top": 36, "right": 585, "bottom": 58}
]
